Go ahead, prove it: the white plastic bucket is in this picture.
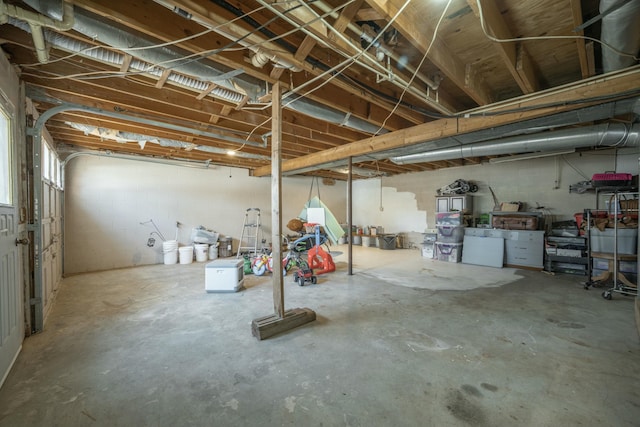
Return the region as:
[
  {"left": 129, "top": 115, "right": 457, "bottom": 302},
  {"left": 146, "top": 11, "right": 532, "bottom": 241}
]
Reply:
[
  {"left": 194, "top": 244, "right": 209, "bottom": 262},
  {"left": 162, "top": 240, "right": 178, "bottom": 252},
  {"left": 179, "top": 246, "right": 194, "bottom": 264},
  {"left": 208, "top": 244, "right": 218, "bottom": 260},
  {"left": 162, "top": 240, "right": 179, "bottom": 265},
  {"left": 163, "top": 250, "right": 178, "bottom": 265}
]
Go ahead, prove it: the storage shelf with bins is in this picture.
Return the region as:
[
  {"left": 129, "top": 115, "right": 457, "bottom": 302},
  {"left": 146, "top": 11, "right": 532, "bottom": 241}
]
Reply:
[
  {"left": 584, "top": 190, "right": 638, "bottom": 299},
  {"left": 545, "top": 235, "right": 588, "bottom": 276}
]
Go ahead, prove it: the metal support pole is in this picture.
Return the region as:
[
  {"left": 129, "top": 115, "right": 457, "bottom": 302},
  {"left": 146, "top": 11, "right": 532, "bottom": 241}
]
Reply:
[{"left": 348, "top": 156, "right": 353, "bottom": 275}]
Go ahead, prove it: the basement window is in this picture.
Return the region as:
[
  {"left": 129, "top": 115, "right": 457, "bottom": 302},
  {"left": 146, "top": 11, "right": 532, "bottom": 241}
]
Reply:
[
  {"left": 41, "top": 138, "right": 62, "bottom": 189},
  {"left": 0, "top": 106, "right": 11, "bottom": 205}
]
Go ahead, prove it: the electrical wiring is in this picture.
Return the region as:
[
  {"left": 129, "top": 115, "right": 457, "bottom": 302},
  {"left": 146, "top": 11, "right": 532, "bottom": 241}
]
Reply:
[
  {"left": 277, "top": 0, "right": 413, "bottom": 119},
  {"left": 475, "top": 0, "right": 639, "bottom": 62},
  {"left": 18, "top": 14, "right": 281, "bottom": 82},
  {"left": 373, "top": 0, "right": 453, "bottom": 135},
  {"left": 18, "top": 1, "right": 349, "bottom": 85},
  {"left": 18, "top": 5, "right": 268, "bottom": 68}
]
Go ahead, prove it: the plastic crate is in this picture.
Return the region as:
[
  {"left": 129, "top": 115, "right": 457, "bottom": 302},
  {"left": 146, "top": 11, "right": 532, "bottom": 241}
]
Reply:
[
  {"left": 436, "top": 225, "right": 465, "bottom": 243},
  {"left": 435, "top": 242, "right": 462, "bottom": 263},
  {"left": 592, "top": 173, "right": 632, "bottom": 188}
]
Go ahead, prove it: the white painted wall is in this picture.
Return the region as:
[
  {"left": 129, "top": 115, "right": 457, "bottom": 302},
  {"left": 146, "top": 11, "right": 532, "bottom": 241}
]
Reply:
[
  {"left": 64, "top": 156, "right": 346, "bottom": 274},
  {"left": 353, "top": 148, "right": 639, "bottom": 245}
]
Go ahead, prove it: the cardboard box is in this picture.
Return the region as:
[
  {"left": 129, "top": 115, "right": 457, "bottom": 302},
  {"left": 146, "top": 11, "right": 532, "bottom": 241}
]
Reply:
[{"left": 500, "top": 202, "right": 521, "bottom": 212}]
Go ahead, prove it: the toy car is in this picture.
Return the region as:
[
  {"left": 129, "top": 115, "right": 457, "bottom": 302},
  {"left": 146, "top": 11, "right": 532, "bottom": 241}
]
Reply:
[{"left": 294, "top": 268, "right": 317, "bottom": 286}]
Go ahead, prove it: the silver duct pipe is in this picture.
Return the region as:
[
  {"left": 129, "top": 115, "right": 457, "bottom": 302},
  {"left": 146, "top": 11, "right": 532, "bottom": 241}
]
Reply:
[
  {"left": 14, "top": 0, "right": 389, "bottom": 136},
  {"left": 600, "top": 0, "right": 640, "bottom": 73},
  {"left": 61, "top": 150, "right": 218, "bottom": 173},
  {"left": 0, "top": 0, "right": 73, "bottom": 62},
  {"left": 65, "top": 122, "right": 269, "bottom": 161},
  {"left": 152, "top": 0, "right": 301, "bottom": 72},
  {"left": 22, "top": 0, "right": 260, "bottom": 99},
  {"left": 390, "top": 123, "right": 640, "bottom": 164}
]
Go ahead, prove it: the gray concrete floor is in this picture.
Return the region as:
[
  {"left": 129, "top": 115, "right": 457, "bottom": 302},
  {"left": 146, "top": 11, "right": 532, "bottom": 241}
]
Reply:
[{"left": 1, "top": 245, "right": 639, "bottom": 426}]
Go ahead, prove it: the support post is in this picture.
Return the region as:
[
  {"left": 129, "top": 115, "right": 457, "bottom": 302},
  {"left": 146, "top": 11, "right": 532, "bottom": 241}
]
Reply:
[
  {"left": 348, "top": 156, "right": 353, "bottom": 275},
  {"left": 271, "top": 82, "right": 285, "bottom": 318},
  {"left": 252, "top": 82, "right": 315, "bottom": 340}
]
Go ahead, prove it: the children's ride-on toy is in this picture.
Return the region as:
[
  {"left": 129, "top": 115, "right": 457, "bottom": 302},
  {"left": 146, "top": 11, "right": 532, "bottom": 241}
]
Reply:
[{"left": 294, "top": 267, "right": 317, "bottom": 286}]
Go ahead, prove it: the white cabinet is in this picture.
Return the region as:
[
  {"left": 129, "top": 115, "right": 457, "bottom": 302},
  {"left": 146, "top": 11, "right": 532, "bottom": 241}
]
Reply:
[
  {"left": 435, "top": 195, "right": 473, "bottom": 214},
  {"left": 464, "top": 228, "right": 544, "bottom": 269}
]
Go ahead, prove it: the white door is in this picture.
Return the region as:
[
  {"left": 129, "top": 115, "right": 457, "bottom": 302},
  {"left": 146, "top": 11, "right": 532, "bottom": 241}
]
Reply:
[{"left": 0, "top": 100, "right": 23, "bottom": 386}]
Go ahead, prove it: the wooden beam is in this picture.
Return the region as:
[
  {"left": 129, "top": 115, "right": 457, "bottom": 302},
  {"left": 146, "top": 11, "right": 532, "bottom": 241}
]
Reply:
[
  {"left": 366, "top": 0, "right": 492, "bottom": 105},
  {"left": 76, "top": 0, "right": 428, "bottom": 127},
  {"left": 569, "top": 0, "right": 592, "bottom": 79},
  {"left": 271, "top": 81, "right": 284, "bottom": 318},
  {"left": 251, "top": 308, "right": 316, "bottom": 340},
  {"left": 235, "top": 95, "right": 249, "bottom": 111},
  {"left": 155, "top": 69, "right": 171, "bottom": 89},
  {"left": 515, "top": 43, "right": 538, "bottom": 93},
  {"left": 252, "top": 67, "right": 640, "bottom": 176},
  {"left": 196, "top": 83, "right": 218, "bottom": 101},
  {"left": 271, "top": 0, "right": 364, "bottom": 80},
  {"left": 120, "top": 54, "right": 132, "bottom": 73},
  {"left": 467, "top": 0, "right": 538, "bottom": 93}
]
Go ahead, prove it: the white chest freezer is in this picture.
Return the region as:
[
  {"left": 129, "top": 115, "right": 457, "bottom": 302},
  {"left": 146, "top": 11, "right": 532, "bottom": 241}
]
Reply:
[{"left": 205, "top": 259, "right": 244, "bottom": 292}]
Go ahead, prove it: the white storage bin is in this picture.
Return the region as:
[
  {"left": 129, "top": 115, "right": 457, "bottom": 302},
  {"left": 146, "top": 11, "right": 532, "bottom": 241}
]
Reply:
[
  {"left": 422, "top": 243, "right": 435, "bottom": 259},
  {"left": 590, "top": 228, "right": 637, "bottom": 254},
  {"left": 436, "top": 225, "right": 465, "bottom": 243},
  {"left": 435, "top": 242, "right": 462, "bottom": 263}
]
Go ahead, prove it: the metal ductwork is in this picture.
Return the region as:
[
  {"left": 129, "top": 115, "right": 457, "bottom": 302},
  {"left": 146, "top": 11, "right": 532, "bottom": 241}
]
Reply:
[
  {"left": 600, "top": 0, "right": 640, "bottom": 73},
  {"left": 65, "top": 122, "right": 270, "bottom": 161},
  {"left": 390, "top": 123, "right": 640, "bottom": 165},
  {"left": 0, "top": 0, "right": 73, "bottom": 63},
  {"left": 15, "top": 0, "right": 386, "bottom": 136}
]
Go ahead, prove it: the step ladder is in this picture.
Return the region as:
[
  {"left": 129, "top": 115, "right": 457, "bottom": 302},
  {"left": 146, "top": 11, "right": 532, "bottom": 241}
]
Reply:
[{"left": 237, "top": 208, "right": 264, "bottom": 258}]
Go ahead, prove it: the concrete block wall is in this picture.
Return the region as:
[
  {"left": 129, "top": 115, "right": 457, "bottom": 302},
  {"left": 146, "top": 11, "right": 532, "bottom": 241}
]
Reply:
[
  {"left": 64, "top": 155, "right": 346, "bottom": 274},
  {"left": 353, "top": 148, "right": 639, "bottom": 246}
]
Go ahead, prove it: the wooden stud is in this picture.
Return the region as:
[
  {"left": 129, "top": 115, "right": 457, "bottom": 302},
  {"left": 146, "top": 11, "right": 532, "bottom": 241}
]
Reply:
[
  {"left": 196, "top": 83, "right": 218, "bottom": 101},
  {"left": 569, "top": 0, "right": 592, "bottom": 79},
  {"left": 155, "top": 69, "right": 172, "bottom": 89},
  {"left": 120, "top": 54, "right": 132, "bottom": 73}
]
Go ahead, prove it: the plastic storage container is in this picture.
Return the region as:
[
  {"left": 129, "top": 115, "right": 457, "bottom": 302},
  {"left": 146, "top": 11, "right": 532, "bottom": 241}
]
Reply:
[
  {"left": 218, "top": 237, "right": 233, "bottom": 257},
  {"left": 436, "top": 225, "right": 465, "bottom": 243},
  {"left": 422, "top": 242, "right": 435, "bottom": 258},
  {"left": 590, "top": 228, "right": 637, "bottom": 254},
  {"left": 436, "top": 212, "right": 463, "bottom": 226},
  {"left": 435, "top": 242, "right": 462, "bottom": 263}
]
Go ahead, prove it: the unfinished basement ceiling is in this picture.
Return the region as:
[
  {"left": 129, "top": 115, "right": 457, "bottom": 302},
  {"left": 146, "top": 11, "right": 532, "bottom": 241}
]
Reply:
[{"left": 1, "top": 0, "right": 639, "bottom": 179}]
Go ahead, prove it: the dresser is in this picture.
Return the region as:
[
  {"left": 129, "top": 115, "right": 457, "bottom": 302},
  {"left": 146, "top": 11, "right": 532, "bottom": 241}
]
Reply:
[{"left": 464, "top": 228, "right": 545, "bottom": 269}]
